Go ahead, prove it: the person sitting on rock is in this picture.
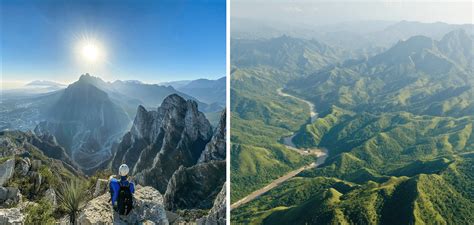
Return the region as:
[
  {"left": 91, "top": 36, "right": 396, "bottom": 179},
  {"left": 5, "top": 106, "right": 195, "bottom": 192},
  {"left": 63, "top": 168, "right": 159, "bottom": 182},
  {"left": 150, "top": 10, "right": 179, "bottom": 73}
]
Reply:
[{"left": 109, "top": 164, "right": 135, "bottom": 215}]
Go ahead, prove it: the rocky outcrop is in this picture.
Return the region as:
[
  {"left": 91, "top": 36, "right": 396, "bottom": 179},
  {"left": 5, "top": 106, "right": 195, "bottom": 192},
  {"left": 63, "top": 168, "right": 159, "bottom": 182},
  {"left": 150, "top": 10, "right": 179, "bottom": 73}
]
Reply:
[
  {"left": 197, "top": 183, "right": 226, "bottom": 225},
  {"left": 0, "top": 208, "right": 24, "bottom": 224},
  {"left": 28, "top": 130, "right": 77, "bottom": 169},
  {"left": 44, "top": 188, "right": 57, "bottom": 209},
  {"left": 0, "top": 131, "right": 83, "bottom": 208},
  {"left": 76, "top": 185, "right": 168, "bottom": 225},
  {"left": 0, "top": 159, "right": 15, "bottom": 186},
  {"left": 0, "top": 133, "right": 24, "bottom": 157},
  {"left": 93, "top": 179, "right": 109, "bottom": 198},
  {"left": 111, "top": 94, "right": 213, "bottom": 193},
  {"left": 198, "top": 110, "right": 226, "bottom": 163},
  {"left": 0, "top": 187, "right": 20, "bottom": 206},
  {"left": 163, "top": 161, "right": 226, "bottom": 211},
  {"left": 16, "top": 158, "right": 30, "bottom": 176}
]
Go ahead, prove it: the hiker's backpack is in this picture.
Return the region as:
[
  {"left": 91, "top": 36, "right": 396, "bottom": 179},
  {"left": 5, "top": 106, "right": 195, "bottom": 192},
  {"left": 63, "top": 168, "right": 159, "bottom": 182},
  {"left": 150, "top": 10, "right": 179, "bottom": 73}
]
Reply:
[{"left": 117, "top": 181, "right": 133, "bottom": 215}]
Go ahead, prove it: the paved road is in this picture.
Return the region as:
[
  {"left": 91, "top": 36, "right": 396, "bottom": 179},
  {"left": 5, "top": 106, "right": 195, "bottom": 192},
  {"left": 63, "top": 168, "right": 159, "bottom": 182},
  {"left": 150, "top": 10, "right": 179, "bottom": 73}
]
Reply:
[
  {"left": 230, "top": 162, "right": 318, "bottom": 210},
  {"left": 231, "top": 88, "right": 328, "bottom": 210}
]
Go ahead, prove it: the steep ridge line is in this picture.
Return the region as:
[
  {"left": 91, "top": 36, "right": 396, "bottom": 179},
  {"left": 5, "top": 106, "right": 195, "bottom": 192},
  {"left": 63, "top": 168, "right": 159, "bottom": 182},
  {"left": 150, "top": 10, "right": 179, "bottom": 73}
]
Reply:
[{"left": 231, "top": 88, "right": 328, "bottom": 210}]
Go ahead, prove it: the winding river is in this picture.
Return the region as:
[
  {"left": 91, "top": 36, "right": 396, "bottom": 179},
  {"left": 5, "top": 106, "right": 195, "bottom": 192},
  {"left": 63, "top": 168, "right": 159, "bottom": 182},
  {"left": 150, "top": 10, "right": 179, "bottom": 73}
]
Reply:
[{"left": 231, "top": 88, "right": 328, "bottom": 210}]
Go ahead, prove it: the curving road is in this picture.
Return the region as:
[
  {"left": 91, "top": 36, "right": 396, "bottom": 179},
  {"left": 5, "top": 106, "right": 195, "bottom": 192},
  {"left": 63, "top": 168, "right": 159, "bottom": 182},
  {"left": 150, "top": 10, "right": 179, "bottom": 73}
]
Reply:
[{"left": 231, "top": 88, "right": 328, "bottom": 210}]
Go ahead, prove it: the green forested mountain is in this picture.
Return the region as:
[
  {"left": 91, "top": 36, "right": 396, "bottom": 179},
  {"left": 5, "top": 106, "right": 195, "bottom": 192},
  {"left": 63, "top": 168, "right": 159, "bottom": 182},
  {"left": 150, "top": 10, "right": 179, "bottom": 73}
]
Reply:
[
  {"left": 230, "top": 67, "right": 316, "bottom": 202},
  {"left": 231, "top": 27, "right": 474, "bottom": 224},
  {"left": 231, "top": 36, "right": 350, "bottom": 73},
  {"left": 229, "top": 37, "right": 347, "bottom": 201},
  {"left": 286, "top": 29, "right": 474, "bottom": 117}
]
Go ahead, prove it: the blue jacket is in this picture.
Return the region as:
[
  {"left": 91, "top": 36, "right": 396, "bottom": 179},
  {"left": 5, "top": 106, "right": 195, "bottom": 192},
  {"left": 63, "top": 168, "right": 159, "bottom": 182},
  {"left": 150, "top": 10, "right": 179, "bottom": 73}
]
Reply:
[{"left": 109, "top": 176, "right": 135, "bottom": 205}]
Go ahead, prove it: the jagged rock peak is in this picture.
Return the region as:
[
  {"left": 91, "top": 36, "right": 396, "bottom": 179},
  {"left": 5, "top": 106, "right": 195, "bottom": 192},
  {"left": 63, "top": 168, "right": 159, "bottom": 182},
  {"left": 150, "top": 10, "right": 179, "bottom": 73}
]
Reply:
[
  {"left": 198, "top": 109, "right": 226, "bottom": 163},
  {"left": 131, "top": 94, "right": 211, "bottom": 143},
  {"left": 77, "top": 73, "right": 106, "bottom": 84},
  {"left": 160, "top": 94, "right": 190, "bottom": 111},
  {"left": 112, "top": 94, "right": 212, "bottom": 193}
]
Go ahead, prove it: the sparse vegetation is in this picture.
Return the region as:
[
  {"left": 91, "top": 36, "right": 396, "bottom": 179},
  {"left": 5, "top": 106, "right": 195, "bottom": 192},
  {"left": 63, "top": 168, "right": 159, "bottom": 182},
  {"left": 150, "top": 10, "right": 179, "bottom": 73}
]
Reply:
[
  {"left": 25, "top": 199, "right": 55, "bottom": 225},
  {"left": 57, "top": 179, "right": 87, "bottom": 224}
]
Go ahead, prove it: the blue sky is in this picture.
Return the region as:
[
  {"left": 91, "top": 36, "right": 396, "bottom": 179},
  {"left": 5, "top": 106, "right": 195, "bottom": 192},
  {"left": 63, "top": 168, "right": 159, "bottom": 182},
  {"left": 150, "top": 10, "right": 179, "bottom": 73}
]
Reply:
[{"left": 1, "top": 0, "right": 226, "bottom": 87}]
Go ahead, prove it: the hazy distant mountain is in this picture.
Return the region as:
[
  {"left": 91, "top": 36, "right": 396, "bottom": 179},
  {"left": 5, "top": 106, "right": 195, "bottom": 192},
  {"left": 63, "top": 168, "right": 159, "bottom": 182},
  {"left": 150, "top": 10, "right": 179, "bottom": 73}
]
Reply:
[
  {"left": 73, "top": 74, "right": 221, "bottom": 115},
  {"left": 159, "top": 80, "right": 192, "bottom": 89},
  {"left": 26, "top": 80, "right": 66, "bottom": 88},
  {"left": 287, "top": 29, "right": 474, "bottom": 117},
  {"left": 369, "top": 20, "right": 474, "bottom": 47},
  {"left": 231, "top": 36, "right": 349, "bottom": 74},
  {"left": 176, "top": 77, "right": 226, "bottom": 106},
  {"left": 0, "top": 80, "right": 65, "bottom": 96},
  {"left": 35, "top": 77, "right": 130, "bottom": 172},
  {"left": 232, "top": 19, "right": 474, "bottom": 51}
]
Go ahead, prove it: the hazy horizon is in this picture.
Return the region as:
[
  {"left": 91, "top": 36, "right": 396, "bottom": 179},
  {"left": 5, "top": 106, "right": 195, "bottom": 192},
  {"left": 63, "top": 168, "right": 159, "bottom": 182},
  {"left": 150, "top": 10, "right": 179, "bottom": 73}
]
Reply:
[
  {"left": 232, "top": 1, "right": 473, "bottom": 26},
  {"left": 0, "top": 73, "right": 226, "bottom": 90}
]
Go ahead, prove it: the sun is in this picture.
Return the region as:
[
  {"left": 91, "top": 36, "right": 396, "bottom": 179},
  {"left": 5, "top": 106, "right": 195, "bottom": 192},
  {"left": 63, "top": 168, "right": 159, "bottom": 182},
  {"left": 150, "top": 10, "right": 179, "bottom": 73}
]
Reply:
[
  {"left": 81, "top": 43, "right": 100, "bottom": 62},
  {"left": 77, "top": 39, "right": 105, "bottom": 64}
]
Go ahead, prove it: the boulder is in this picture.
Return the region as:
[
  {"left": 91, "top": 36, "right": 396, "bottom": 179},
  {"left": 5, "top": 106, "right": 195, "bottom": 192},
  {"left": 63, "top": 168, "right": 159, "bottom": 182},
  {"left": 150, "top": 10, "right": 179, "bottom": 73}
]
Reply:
[
  {"left": 76, "top": 186, "right": 168, "bottom": 225},
  {"left": 30, "top": 160, "right": 41, "bottom": 171},
  {"left": 0, "top": 187, "right": 21, "bottom": 207},
  {"left": 5, "top": 187, "right": 19, "bottom": 202},
  {"left": 27, "top": 172, "right": 42, "bottom": 194},
  {"left": 44, "top": 188, "right": 57, "bottom": 209},
  {"left": 93, "top": 179, "right": 109, "bottom": 197},
  {"left": 0, "top": 159, "right": 15, "bottom": 186},
  {"left": 0, "top": 208, "right": 24, "bottom": 224},
  {"left": 16, "top": 158, "right": 31, "bottom": 176},
  {"left": 0, "top": 187, "right": 7, "bottom": 202},
  {"left": 197, "top": 183, "right": 226, "bottom": 225}
]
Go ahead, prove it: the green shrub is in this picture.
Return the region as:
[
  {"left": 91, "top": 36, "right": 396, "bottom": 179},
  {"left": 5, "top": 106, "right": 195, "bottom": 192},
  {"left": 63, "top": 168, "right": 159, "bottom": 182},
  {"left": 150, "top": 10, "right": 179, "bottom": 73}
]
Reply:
[
  {"left": 25, "top": 199, "right": 55, "bottom": 225},
  {"left": 57, "top": 179, "right": 87, "bottom": 224}
]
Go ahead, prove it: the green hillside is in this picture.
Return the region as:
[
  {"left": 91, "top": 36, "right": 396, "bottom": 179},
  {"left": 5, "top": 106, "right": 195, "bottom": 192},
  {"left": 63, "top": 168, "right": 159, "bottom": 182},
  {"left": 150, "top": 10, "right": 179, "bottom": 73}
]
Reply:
[
  {"left": 230, "top": 67, "right": 317, "bottom": 202},
  {"left": 233, "top": 156, "right": 474, "bottom": 224},
  {"left": 231, "top": 29, "right": 474, "bottom": 224},
  {"left": 230, "top": 36, "right": 347, "bottom": 202}
]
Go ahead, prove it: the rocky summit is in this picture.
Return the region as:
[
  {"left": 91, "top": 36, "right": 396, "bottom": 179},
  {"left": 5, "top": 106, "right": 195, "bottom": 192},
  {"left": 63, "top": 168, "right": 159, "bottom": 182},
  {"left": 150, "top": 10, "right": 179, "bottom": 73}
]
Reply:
[
  {"left": 76, "top": 185, "right": 169, "bottom": 225},
  {"left": 111, "top": 94, "right": 213, "bottom": 193}
]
